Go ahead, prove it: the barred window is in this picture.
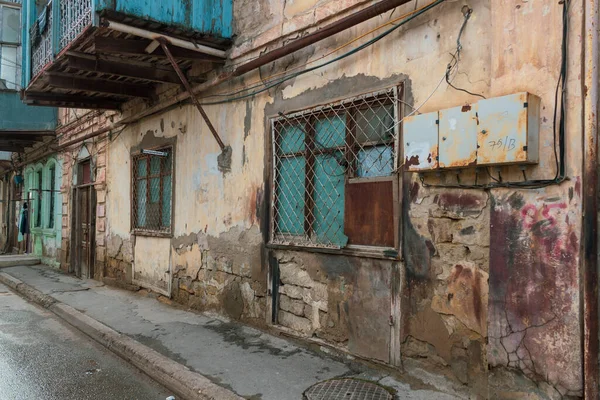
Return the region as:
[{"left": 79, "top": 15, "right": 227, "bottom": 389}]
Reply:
[
  {"left": 132, "top": 147, "right": 173, "bottom": 235},
  {"left": 271, "top": 87, "right": 400, "bottom": 249}
]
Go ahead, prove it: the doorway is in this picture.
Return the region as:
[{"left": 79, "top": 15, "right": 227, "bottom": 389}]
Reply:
[{"left": 71, "top": 159, "right": 96, "bottom": 278}]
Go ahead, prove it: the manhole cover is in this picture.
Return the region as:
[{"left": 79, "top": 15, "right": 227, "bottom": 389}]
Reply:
[{"left": 304, "top": 378, "right": 393, "bottom": 400}]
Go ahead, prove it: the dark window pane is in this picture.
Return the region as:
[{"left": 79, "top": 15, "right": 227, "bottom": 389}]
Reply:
[
  {"left": 80, "top": 161, "right": 91, "bottom": 184},
  {"left": 49, "top": 166, "right": 55, "bottom": 229},
  {"left": 355, "top": 104, "right": 394, "bottom": 143},
  {"left": 35, "top": 171, "right": 42, "bottom": 227}
]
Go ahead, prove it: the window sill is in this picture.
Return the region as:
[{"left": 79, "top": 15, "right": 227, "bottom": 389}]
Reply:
[
  {"left": 132, "top": 229, "right": 172, "bottom": 239},
  {"left": 266, "top": 243, "right": 401, "bottom": 261}
]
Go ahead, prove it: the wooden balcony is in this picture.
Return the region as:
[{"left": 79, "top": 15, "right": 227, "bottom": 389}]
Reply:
[{"left": 21, "top": 0, "right": 232, "bottom": 110}]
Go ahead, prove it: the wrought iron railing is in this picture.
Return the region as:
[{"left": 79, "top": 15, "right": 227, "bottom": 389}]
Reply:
[
  {"left": 59, "top": 0, "right": 92, "bottom": 50},
  {"left": 30, "top": 0, "right": 92, "bottom": 78},
  {"left": 31, "top": 3, "right": 53, "bottom": 77}
]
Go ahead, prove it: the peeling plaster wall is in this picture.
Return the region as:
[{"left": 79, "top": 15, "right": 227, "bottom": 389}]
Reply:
[
  {"left": 99, "top": 0, "right": 585, "bottom": 397},
  {"left": 106, "top": 94, "right": 268, "bottom": 320}
]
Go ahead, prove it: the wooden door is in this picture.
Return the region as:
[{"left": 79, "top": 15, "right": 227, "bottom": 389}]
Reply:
[{"left": 74, "top": 186, "right": 96, "bottom": 279}]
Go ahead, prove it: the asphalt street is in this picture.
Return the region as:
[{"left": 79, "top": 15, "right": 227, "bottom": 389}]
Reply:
[{"left": 0, "top": 281, "right": 173, "bottom": 400}]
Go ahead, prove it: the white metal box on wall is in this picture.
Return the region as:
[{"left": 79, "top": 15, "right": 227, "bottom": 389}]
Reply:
[
  {"left": 476, "top": 92, "right": 540, "bottom": 166},
  {"left": 403, "top": 112, "right": 438, "bottom": 171},
  {"left": 438, "top": 104, "right": 478, "bottom": 168}
]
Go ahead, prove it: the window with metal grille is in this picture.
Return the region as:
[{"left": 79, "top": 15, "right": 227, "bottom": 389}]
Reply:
[
  {"left": 270, "top": 87, "right": 400, "bottom": 249},
  {"left": 131, "top": 147, "right": 173, "bottom": 235}
]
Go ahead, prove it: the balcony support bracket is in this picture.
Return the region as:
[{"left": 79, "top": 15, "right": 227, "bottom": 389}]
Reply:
[{"left": 158, "top": 38, "right": 226, "bottom": 152}]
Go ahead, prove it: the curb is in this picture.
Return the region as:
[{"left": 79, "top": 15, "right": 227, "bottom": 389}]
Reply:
[
  {"left": 0, "top": 272, "right": 242, "bottom": 400},
  {"left": 0, "top": 257, "right": 41, "bottom": 268}
]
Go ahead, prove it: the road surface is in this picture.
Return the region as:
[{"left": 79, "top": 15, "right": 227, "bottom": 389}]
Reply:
[{"left": 0, "top": 282, "right": 173, "bottom": 400}]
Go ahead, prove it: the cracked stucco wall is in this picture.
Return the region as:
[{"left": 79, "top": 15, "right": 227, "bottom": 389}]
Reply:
[
  {"left": 404, "top": 184, "right": 490, "bottom": 394},
  {"left": 97, "top": 0, "right": 585, "bottom": 397},
  {"left": 488, "top": 188, "right": 582, "bottom": 398}
]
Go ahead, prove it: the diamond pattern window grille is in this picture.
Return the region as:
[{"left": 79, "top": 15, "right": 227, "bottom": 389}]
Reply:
[
  {"left": 131, "top": 147, "right": 173, "bottom": 235},
  {"left": 270, "top": 87, "right": 400, "bottom": 248}
]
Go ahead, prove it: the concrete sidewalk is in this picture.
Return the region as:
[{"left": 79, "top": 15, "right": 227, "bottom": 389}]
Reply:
[{"left": 0, "top": 264, "right": 465, "bottom": 400}]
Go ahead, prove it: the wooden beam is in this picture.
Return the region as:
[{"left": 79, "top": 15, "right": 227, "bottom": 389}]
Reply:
[
  {"left": 0, "top": 140, "right": 38, "bottom": 146},
  {"left": 24, "top": 92, "right": 123, "bottom": 110},
  {"left": 0, "top": 146, "right": 25, "bottom": 152},
  {"left": 94, "top": 36, "right": 225, "bottom": 62},
  {"left": 0, "top": 130, "right": 55, "bottom": 136},
  {"left": 0, "top": 134, "right": 45, "bottom": 142},
  {"left": 66, "top": 54, "right": 182, "bottom": 84},
  {"left": 47, "top": 74, "right": 154, "bottom": 99}
]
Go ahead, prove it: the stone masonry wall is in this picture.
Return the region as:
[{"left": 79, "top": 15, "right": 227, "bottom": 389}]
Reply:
[
  {"left": 403, "top": 182, "right": 490, "bottom": 395},
  {"left": 169, "top": 227, "right": 268, "bottom": 326}
]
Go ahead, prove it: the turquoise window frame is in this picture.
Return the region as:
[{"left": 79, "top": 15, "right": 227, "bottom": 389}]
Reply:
[{"left": 270, "top": 87, "right": 399, "bottom": 249}]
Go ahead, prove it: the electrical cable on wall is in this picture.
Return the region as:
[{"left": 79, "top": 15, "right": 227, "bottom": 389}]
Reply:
[
  {"left": 419, "top": 0, "right": 569, "bottom": 190},
  {"left": 204, "top": 0, "right": 443, "bottom": 100},
  {"left": 197, "top": 0, "right": 448, "bottom": 105}
]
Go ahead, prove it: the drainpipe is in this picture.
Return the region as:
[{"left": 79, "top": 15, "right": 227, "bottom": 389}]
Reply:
[{"left": 582, "top": 0, "right": 599, "bottom": 397}]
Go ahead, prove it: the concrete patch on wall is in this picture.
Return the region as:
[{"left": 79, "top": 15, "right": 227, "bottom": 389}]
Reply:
[
  {"left": 488, "top": 188, "right": 582, "bottom": 397},
  {"left": 272, "top": 250, "right": 393, "bottom": 363},
  {"left": 105, "top": 234, "right": 134, "bottom": 282},
  {"left": 170, "top": 225, "right": 267, "bottom": 325},
  {"left": 402, "top": 175, "right": 490, "bottom": 394}
]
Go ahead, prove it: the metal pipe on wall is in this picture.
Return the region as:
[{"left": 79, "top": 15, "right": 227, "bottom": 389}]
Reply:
[
  {"left": 232, "top": 0, "right": 413, "bottom": 76},
  {"left": 582, "top": 0, "right": 599, "bottom": 397}
]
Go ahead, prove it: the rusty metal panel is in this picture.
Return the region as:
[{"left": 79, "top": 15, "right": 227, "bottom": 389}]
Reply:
[
  {"left": 439, "top": 104, "right": 478, "bottom": 168},
  {"left": 476, "top": 92, "right": 540, "bottom": 165},
  {"left": 403, "top": 112, "right": 438, "bottom": 171},
  {"left": 344, "top": 180, "right": 394, "bottom": 247}
]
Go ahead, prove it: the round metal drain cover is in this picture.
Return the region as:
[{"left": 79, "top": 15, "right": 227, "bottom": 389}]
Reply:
[{"left": 304, "top": 378, "right": 393, "bottom": 400}]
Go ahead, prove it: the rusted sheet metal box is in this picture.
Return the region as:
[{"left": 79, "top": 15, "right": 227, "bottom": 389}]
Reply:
[
  {"left": 476, "top": 92, "right": 540, "bottom": 165},
  {"left": 439, "top": 104, "right": 478, "bottom": 168},
  {"left": 404, "top": 112, "right": 439, "bottom": 171}
]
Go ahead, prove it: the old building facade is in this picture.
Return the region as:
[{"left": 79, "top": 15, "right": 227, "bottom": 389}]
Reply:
[{"left": 1, "top": 0, "right": 598, "bottom": 398}]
